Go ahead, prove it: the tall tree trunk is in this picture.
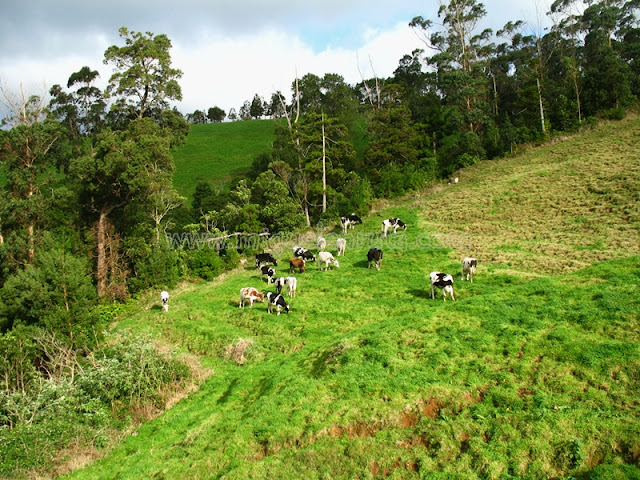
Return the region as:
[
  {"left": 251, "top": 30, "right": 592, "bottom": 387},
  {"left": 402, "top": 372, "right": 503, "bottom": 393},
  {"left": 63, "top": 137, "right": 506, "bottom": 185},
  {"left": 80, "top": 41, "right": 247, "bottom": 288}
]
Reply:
[
  {"left": 322, "top": 113, "right": 327, "bottom": 213},
  {"left": 96, "top": 207, "right": 109, "bottom": 298},
  {"left": 537, "top": 77, "right": 546, "bottom": 136},
  {"left": 574, "top": 75, "right": 582, "bottom": 123},
  {"left": 27, "top": 182, "right": 35, "bottom": 263}
]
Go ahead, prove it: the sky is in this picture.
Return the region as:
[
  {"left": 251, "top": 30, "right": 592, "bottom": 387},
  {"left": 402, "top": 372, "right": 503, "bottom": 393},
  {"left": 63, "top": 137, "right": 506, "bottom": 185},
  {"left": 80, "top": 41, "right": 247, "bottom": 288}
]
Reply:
[{"left": 0, "top": 0, "right": 552, "bottom": 117}]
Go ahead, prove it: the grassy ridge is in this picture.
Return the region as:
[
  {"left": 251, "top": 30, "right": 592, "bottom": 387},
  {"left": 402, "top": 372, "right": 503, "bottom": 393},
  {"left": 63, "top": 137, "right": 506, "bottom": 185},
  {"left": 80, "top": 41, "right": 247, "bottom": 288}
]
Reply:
[
  {"left": 171, "top": 120, "right": 277, "bottom": 197},
  {"left": 66, "top": 117, "right": 640, "bottom": 479},
  {"left": 416, "top": 114, "right": 640, "bottom": 276}
]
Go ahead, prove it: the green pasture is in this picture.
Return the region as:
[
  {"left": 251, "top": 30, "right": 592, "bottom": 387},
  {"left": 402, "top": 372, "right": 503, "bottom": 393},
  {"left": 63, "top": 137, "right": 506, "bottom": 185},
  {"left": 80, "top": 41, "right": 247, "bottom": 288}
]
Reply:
[
  {"left": 66, "top": 204, "right": 640, "bottom": 479},
  {"left": 61, "top": 115, "right": 640, "bottom": 479},
  {"left": 171, "top": 120, "right": 277, "bottom": 198}
]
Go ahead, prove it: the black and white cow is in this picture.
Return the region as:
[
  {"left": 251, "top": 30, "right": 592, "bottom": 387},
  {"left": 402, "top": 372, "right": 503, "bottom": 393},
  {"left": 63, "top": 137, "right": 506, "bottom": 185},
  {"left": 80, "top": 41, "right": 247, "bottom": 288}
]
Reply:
[
  {"left": 255, "top": 252, "right": 278, "bottom": 268},
  {"left": 160, "top": 290, "right": 169, "bottom": 312},
  {"left": 293, "top": 246, "right": 316, "bottom": 262},
  {"left": 381, "top": 217, "right": 407, "bottom": 237},
  {"left": 259, "top": 265, "right": 276, "bottom": 281},
  {"left": 367, "top": 248, "right": 383, "bottom": 271},
  {"left": 340, "top": 214, "right": 363, "bottom": 234},
  {"left": 270, "top": 276, "right": 287, "bottom": 294},
  {"left": 430, "top": 272, "right": 455, "bottom": 301},
  {"left": 266, "top": 292, "right": 290, "bottom": 315},
  {"left": 461, "top": 257, "right": 477, "bottom": 283}
]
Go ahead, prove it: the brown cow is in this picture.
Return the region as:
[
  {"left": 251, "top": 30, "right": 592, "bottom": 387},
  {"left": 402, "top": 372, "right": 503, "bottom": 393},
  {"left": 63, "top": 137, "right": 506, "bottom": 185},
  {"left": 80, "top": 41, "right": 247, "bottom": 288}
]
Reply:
[{"left": 289, "top": 257, "right": 306, "bottom": 273}]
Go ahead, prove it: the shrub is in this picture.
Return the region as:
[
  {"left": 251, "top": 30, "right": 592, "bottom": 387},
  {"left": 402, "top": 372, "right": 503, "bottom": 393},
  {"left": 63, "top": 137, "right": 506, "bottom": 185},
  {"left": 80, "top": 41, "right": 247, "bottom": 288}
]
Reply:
[
  {"left": 78, "top": 332, "right": 191, "bottom": 413},
  {"left": 185, "top": 246, "right": 225, "bottom": 280}
]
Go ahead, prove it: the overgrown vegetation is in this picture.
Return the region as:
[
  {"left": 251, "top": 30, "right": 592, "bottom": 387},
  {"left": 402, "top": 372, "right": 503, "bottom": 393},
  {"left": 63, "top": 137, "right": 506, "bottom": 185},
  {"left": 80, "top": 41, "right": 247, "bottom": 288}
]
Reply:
[{"left": 0, "top": 328, "right": 193, "bottom": 478}]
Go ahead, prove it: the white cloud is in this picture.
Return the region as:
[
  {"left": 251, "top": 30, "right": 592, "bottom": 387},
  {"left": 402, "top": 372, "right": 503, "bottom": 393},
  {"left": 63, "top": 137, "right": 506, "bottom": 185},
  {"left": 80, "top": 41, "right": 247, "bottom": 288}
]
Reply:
[
  {"left": 0, "top": 0, "right": 552, "bottom": 118},
  {"left": 172, "top": 21, "right": 424, "bottom": 115}
]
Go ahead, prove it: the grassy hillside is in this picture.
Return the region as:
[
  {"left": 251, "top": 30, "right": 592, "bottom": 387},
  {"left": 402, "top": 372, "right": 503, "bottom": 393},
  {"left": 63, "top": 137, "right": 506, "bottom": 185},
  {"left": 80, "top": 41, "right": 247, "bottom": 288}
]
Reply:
[
  {"left": 171, "top": 120, "right": 277, "bottom": 198},
  {"left": 65, "top": 116, "right": 640, "bottom": 479},
  {"left": 414, "top": 115, "right": 640, "bottom": 276}
]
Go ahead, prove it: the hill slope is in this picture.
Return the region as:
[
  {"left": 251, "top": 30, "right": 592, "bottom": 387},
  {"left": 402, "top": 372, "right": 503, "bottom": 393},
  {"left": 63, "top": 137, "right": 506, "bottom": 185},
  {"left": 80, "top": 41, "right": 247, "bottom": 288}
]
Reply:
[
  {"left": 415, "top": 115, "right": 640, "bottom": 275},
  {"left": 171, "top": 119, "right": 276, "bottom": 197},
  {"left": 67, "top": 116, "right": 640, "bottom": 479}
]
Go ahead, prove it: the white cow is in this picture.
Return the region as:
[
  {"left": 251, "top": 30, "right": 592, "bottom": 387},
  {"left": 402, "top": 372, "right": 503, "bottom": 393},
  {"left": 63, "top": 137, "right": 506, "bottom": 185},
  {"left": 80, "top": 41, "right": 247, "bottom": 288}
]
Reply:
[
  {"left": 318, "top": 251, "right": 340, "bottom": 271},
  {"left": 336, "top": 238, "right": 346, "bottom": 256},
  {"left": 317, "top": 236, "right": 327, "bottom": 252},
  {"left": 285, "top": 276, "right": 297, "bottom": 298},
  {"left": 461, "top": 257, "right": 478, "bottom": 283},
  {"left": 161, "top": 291, "right": 170, "bottom": 312}
]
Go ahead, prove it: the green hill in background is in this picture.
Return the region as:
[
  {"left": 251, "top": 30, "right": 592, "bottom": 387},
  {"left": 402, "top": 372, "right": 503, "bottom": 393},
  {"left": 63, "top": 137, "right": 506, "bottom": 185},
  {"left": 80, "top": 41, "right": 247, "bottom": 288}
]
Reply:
[
  {"left": 171, "top": 119, "right": 277, "bottom": 198},
  {"left": 65, "top": 115, "right": 640, "bottom": 479}
]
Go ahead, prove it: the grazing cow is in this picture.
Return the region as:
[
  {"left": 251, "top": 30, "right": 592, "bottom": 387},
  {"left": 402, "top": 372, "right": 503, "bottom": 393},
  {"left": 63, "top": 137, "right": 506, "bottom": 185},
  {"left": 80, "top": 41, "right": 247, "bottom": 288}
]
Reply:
[
  {"left": 340, "top": 213, "right": 363, "bottom": 234},
  {"left": 266, "top": 292, "right": 290, "bottom": 315},
  {"left": 430, "top": 272, "right": 455, "bottom": 301},
  {"left": 239, "top": 287, "right": 265, "bottom": 308},
  {"left": 318, "top": 251, "right": 340, "bottom": 271},
  {"left": 336, "top": 237, "right": 347, "bottom": 256},
  {"left": 270, "top": 276, "right": 288, "bottom": 295},
  {"left": 289, "top": 257, "right": 306, "bottom": 273},
  {"left": 255, "top": 252, "right": 277, "bottom": 268},
  {"left": 259, "top": 265, "right": 276, "bottom": 281},
  {"left": 461, "top": 257, "right": 478, "bottom": 283},
  {"left": 367, "top": 248, "right": 383, "bottom": 271},
  {"left": 381, "top": 217, "right": 407, "bottom": 237},
  {"left": 293, "top": 246, "right": 316, "bottom": 262},
  {"left": 285, "top": 276, "right": 297, "bottom": 298},
  {"left": 317, "top": 236, "right": 327, "bottom": 252},
  {"left": 160, "top": 290, "right": 169, "bottom": 312}
]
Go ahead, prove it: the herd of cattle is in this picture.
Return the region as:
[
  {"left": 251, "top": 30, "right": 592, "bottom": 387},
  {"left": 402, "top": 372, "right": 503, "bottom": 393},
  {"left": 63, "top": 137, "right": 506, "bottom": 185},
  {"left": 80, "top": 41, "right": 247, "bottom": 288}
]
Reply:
[{"left": 161, "top": 214, "right": 477, "bottom": 314}]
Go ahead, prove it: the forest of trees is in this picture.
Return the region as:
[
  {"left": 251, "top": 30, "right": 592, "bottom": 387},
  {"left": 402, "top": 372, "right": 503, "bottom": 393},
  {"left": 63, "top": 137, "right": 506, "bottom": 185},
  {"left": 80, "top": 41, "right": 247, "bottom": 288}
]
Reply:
[{"left": 0, "top": 0, "right": 639, "bottom": 474}]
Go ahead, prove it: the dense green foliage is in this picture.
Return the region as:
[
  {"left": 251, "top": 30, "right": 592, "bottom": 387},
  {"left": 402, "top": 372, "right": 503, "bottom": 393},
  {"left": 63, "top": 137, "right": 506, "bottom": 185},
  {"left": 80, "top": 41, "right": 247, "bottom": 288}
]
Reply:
[{"left": 0, "top": 329, "right": 191, "bottom": 478}]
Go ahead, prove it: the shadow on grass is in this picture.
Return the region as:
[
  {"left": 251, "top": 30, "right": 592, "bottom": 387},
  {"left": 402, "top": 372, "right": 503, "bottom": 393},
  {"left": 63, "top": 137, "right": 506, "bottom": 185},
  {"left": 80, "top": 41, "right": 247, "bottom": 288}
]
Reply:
[
  {"left": 406, "top": 288, "right": 432, "bottom": 299},
  {"left": 352, "top": 260, "right": 370, "bottom": 269},
  {"left": 216, "top": 378, "right": 239, "bottom": 405}
]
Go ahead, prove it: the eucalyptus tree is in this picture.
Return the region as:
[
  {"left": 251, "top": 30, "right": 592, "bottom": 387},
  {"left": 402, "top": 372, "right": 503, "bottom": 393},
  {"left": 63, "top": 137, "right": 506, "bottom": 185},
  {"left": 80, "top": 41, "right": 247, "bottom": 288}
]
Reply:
[
  {"left": 363, "top": 87, "right": 421, "bottom": 195},
  {"left": 48, "top": 66, "right": 107, "bottom": 168},
  {"left": 104, "top": 27, "right": 183, "bottom": 120},
  {"left": 495, "top": 21, "right": 558, "bottom": 137},
  {"left": 0, "top": 86, "right": 61, "bottom": 266},
  {"left": 550, "top": 0, "right": 638, "bottom": 114},
  {"left": 70, "top": 118, "right": 178, "bottom": 297},
  {"left": 267, "top": 92, "right": 286, "bottom": 119},
  {"left": 581, "top": 0, "right": 637, "bottom": 113},
  {"left": 410, "top": 0, "right": 494, "bottom": 168}
]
